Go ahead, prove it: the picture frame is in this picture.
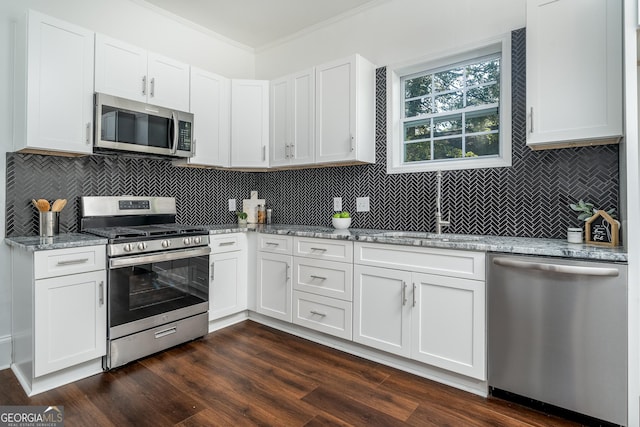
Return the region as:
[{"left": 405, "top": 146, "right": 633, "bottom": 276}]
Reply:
[{"left": 585, "top": 210, "right": 619, "bottom": 247}]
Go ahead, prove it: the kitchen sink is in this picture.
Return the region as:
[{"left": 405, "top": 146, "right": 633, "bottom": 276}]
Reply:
[{"left": 369, "top": 231, "right": 481, "bottom": 242}]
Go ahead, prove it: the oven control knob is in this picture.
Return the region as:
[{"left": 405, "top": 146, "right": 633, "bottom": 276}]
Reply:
[
  {"left": 162, "top": 240, "right": 171, "bottom": 248},
  {"left": 137, "top": 242, "right": 147, "bottom": 251},
  {"left": 123, "top": 243, "right": 133, "bottom": 252},
  {"left": 193, "top": 236, "right": 202, "bottom": 244},
  {"left": 183, "top": 237, "right": 192, "bottom": 245}
]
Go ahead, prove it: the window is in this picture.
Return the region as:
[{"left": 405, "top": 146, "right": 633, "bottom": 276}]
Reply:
[{"left": 387, "top": 36, "right": 511, "bottom": 173}]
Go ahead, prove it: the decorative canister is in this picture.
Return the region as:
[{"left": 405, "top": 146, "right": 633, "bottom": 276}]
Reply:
[{"left": 567, "top": 227, "right": 582, "bottom": 244}]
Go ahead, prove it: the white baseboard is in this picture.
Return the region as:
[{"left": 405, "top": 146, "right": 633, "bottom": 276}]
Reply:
[
  {"left": 208, "top": 311, "right": 249, "bottom": 333},
  {"left": 0, "top": 334, "right": 11, "bottom": 370}
]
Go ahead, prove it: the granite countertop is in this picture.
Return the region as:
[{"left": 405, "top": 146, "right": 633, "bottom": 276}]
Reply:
[
  {"left": 5, "top": 225, "right": 628, "bottom": 262},
  {"left": 251, "top": 224, "right": 628, "bottom": 263},
  {"left": 5, "top": 233, "right": 108, "bottom": 252}
]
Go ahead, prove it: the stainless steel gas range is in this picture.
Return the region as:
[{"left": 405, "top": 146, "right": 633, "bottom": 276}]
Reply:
[{"left": 81, "top": 196, "right": 210, "bottom": 369}]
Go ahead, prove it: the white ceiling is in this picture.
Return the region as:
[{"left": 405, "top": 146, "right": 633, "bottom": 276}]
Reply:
[{"left": 139, "top": 0, "right": 381, "bottom": 49}]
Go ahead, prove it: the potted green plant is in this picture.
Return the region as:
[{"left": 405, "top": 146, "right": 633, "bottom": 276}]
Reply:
[
  {"left": 570, "top": 199, "right": 616, "bottom": 222},
  {"left": 236, "top": 211, "right": 248, "bottom": 227}
]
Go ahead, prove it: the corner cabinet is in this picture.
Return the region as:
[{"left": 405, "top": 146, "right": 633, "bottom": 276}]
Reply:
[
  {"left": 175, "top": 68, "right": 231, "bottom": 168},
  {"left": 353, "top": 242, "right": 486, "bottom": 380},
  {"left": 270, "top": 69, "right": 315, "bottom": 167},
  {"left": 209, "top": 234, "right": 248, "bottom": 320},
  {"left": 526, "top": 0, "right": 623, "bottom": 149},
  {"left": 94, "top": 34, "right": 190, "bottom": 111},
  {"left": 11, "top": 244, "right": 107, "bottom": 396},
  {"left": 256, "top": 235, "right": 293, "bottom": 321},
  {"left": 231, "top": 79, "right": 270, "bottom": 168},
  {"left": 13, "top": 10, "right": 95, "bottom": 155},
  {"left": 315, "top": 54, "right": 375, "bottom": 164}
]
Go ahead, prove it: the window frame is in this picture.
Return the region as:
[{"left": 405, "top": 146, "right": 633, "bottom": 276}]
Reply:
[{"left": 386, "top": 35, "right": 512, "bottom": 174}]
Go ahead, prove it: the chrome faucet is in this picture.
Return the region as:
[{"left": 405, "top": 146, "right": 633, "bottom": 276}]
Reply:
[{"left": 435, "top": 170, "right": 450, "bottom": 234}]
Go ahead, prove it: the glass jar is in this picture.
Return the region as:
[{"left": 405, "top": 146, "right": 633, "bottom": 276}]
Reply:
[{"left": 257, "top": 204, "right": 266, "bottom": 224}]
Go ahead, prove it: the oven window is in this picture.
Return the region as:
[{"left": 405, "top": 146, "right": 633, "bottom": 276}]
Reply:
[{"left": 109, "top": 255, "right": 209, "bottom": 327}]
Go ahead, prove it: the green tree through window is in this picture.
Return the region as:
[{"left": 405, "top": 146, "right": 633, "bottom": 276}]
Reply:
[{"left": 402, "top": 55, "right": 500, "bottom": 164}]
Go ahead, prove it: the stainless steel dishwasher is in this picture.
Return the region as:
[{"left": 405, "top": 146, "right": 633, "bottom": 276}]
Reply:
[{"left": 488, "top": 254, "right": 627, "bottom": 426}]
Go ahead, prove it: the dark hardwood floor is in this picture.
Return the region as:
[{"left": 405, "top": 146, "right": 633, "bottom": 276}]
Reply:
[{"left": 0, "top": 321, "right": 579, "bottom": 426}]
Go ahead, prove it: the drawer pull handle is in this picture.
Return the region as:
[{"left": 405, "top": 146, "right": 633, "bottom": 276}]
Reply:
[
  {"left": 155, "top": 327, "right": 177, "bottom": 339},
  {"left": 57, "top": 258, "right": 89, "bottom": 266},
  {"left": 310, "top": 247, "right": 327, "bottom": 252},
  {"left": 412, "top": 283, "right": 417, "bottom": 307},
  {"left": 219, "top": 241, "right": 235, "bottom": 246},
  {"left": 402, "top": 281, "right": 407, "bottom": 306},
  {"left": 266, "top": 242, "right": 279, "bottom": 246},
  {"left": 310, "top": 275, "right": 327, "bottom": 281},
  {"left": 310, "top": 310, "right": 327, "bottom": 317},
  {"left": 99, "top": 281, "right": 104, "bottom": 306}
]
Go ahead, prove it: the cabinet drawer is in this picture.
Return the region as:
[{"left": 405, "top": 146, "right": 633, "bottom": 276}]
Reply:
[
  {"left": 294, "top": 237, "right": 353, "bottom": 262},
  {"left": 293, "top": 258, "right": 353, "bottom": 301},
  {"left": 209, "top": 233, "right": 246, "bottom": 253},
  {"left": 292, "top": 291, "right": 352, "bottom": 340},
  {"left": 258, "top": 234, "right": 292, "bottom": 254},
  {"left": 34, "top": 245, "right": 106, "bottom": 279},
  {"left": 354, "top": 242, "right": 485, "bottom": 280}
]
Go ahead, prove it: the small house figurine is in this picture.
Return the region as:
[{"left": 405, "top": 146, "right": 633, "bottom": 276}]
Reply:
[{"left": 585, "top": 210, "right": 619, "bottom": 247}]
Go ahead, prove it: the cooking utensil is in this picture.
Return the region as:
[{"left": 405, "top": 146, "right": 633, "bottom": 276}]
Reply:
[
  {"left": 36, "top": 199, "right": 50, "bottom": 212},
  {"left": 31, "top": 199, "right": 38, "bottom": 210},
  {"left": 51, "top": 198, "right": 67, "bottom": 212}
]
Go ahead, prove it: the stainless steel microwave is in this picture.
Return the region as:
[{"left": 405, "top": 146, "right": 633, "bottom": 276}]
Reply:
[{"left": 94, "top": 93, "right": 194, "bottom": 158}]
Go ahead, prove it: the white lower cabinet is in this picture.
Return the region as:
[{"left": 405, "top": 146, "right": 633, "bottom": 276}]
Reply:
[
  {"left": 354, "top": 243, "right": 486, "bottom": 380},
  {"left": 34, "top": 270, "right": 106, "bottom": 377},
  {"left": 11, "top": 244, "right": 107, "bottom": 395},
  {"left": 209, "top": 234, "right": 248, "bottom": 321},
  {"left": 353, "top": 265, "right": 412, "bottom": 357},
  {"left": 256, "top": 252, "right": 292, "bottom": 322},
  {"left": 411, "top": 272, "right": 486, "bottom": 380}
]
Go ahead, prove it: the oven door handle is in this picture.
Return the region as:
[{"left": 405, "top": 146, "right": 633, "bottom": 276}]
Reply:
[{"left": 109, "top": 247, "right": 211, "bottom": 269}]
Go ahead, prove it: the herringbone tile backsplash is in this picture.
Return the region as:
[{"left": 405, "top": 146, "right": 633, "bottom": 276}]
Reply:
[{"left": 5, "top": 28, "right": 619, "bottom": 239}]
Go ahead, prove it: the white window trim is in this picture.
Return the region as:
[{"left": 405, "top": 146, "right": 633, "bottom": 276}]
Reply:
[{"left": 386, "top": 34, "right": 512, "bottom": 174}]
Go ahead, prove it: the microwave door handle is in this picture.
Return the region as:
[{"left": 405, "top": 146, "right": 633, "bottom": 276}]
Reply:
[{"left": 170, "top": 111, "right": 178, "bottom": 154}]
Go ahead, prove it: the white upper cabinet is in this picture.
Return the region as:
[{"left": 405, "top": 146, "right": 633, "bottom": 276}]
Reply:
[
  {"left": 315, "top": 54, "right": 375, "bottom": 164},
  {"left": 270, "top": 69, "right": 315, "bottom": 167},
  {"left": 526, "top": 0, "right": 622, "bottom": 149},
  {"left": 13, "top": 10, "right": 95, "bottom": 155},
  {"left": 95, "top": 34, "right": 190, "bottom": 111},
  {"left": 178, "top": 67, "right": 231, "bottom": 167},
  {"left": 231, "top": 79, "right": 270, "bottom": 168}
]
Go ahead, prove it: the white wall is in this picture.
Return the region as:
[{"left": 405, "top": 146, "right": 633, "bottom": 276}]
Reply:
[
  {"left": 0, "top": 0, "right": 255, "bottom": 369},
  {"left": 255, "top": 0, "right": 526, "bottom": 79},
  {"left": 623, "top": 1, "right": 639, "bottom": 426}
]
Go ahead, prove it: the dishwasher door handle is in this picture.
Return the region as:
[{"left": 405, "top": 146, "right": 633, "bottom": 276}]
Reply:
[{"left": 492, "top": 257, "right": 619, "bottom": 277}]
